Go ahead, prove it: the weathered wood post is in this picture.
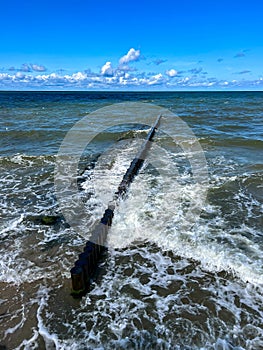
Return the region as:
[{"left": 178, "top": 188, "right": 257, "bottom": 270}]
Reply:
[{"left": 70, "top": 115, "right": 161, "bottom": 297}]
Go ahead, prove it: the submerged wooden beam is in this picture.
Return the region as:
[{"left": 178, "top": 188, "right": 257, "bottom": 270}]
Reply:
[
  {"left": 115, "top": 115, "right": 161, "bottom": 198},
  {"left": 70, "top": 115, "right": 162, "bottom": 297}
]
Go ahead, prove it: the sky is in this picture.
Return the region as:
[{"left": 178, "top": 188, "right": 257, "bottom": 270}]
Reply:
[{"left": 0, "top": 0, "right": 262, "bottom": 91}]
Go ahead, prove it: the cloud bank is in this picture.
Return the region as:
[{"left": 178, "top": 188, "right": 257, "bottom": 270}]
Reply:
[
  {"left": 1, "top": 70, "right": 262, "bottom": 90},
  {"left": 0, "top": 48, "right": 262, "bottom": 90},
  {"left": 9, "top": 63, "right": 47, "bottom": 72}
]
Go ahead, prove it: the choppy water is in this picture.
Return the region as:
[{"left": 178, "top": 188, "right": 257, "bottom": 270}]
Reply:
[{"left": 0, "top": 91, "right": 262, "bottom": 349}]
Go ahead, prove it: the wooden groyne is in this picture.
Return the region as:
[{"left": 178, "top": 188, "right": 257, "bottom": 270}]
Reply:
[{"left": 70, "top": 115, "right": 161, "bottom": 297}]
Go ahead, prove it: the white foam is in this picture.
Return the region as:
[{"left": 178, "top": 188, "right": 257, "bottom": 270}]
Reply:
[
  {"left": 35, "top": 286, "right": 61, "bottom": 350},
  {"left": 81, "top": 142, "right": 263, "bottom": 287},
  {"left": 1, "top": 123, "right": 262, "bottom": 349},
  {"left": 4, "top": 304, "right": 26, "bottom": 337}
]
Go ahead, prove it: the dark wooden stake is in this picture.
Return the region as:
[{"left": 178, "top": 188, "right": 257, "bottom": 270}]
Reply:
[{"left": 70, "top": 115, "right": 162, "bottom": 297}]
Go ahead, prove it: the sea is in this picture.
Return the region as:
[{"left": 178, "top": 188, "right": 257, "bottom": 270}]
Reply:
[{"left": 0, "top": 91, "right": 262, "bottom": 350}]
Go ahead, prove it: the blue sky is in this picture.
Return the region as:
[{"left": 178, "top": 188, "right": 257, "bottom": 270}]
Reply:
[{"left": 0, "top": 0, "right": 262, "bottom": 90}]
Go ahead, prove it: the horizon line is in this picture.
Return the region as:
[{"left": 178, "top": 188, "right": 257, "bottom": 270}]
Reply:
[{"left": 0, "top": 89, "right": 262, "bottom": 93}]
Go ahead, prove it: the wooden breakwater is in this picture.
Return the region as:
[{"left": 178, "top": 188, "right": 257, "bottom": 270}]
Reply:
[{"left": 70, "top": 115, "right": 162, "bottom": 297}]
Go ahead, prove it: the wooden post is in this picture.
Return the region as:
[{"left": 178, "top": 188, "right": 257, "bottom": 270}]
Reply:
[{"left": 70, "top": 116, "right": 162, "bottom": 297}]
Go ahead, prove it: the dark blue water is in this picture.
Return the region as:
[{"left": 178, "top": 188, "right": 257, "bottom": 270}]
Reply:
[{"left": 0, "top": 91, "right": 262, "bottom": 349}]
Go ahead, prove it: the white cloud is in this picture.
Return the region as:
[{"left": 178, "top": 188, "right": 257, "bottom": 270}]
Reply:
[
  {"left": 143, "top": 73, "right": 165, "bottom": 86},
  {"left": 166, "top": 69, "right": 178, "bottom": 77},
  {"left": 101, "top": 62, "right": 114, "bottom": 76},
  {"left": 119, "top": 48, "right": 140, "bottom": 64},
  {"left": 31, "top": 64, "right": 47, "bottom": 72},
  {"left": 118, "top": 64, "right": 135, "bottom": 72},
  {"left": 20, "top": 63, "right": 31, "bottom": 72},
  {"left": 0, "top": 73, "right": 11, "bottom": 81},
  {"left": 0, "top": 67, "right": 262, "bottom": 90},
  {"left": 15, "top": 72, "right": 26, "bottom": 79},
  {"left": 71, "top": 72, "right": 87, "bottom": 81},
  {"left": 7, "top": 63, "right": 47, "bottom": 73},
  {"left": 179, "top": 76, "right": 190, "bottom": 83}
]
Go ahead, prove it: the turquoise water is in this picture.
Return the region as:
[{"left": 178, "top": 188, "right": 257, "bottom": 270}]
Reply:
[{"left": 0, "top": 91, "right": 262, "bottom": 349}]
